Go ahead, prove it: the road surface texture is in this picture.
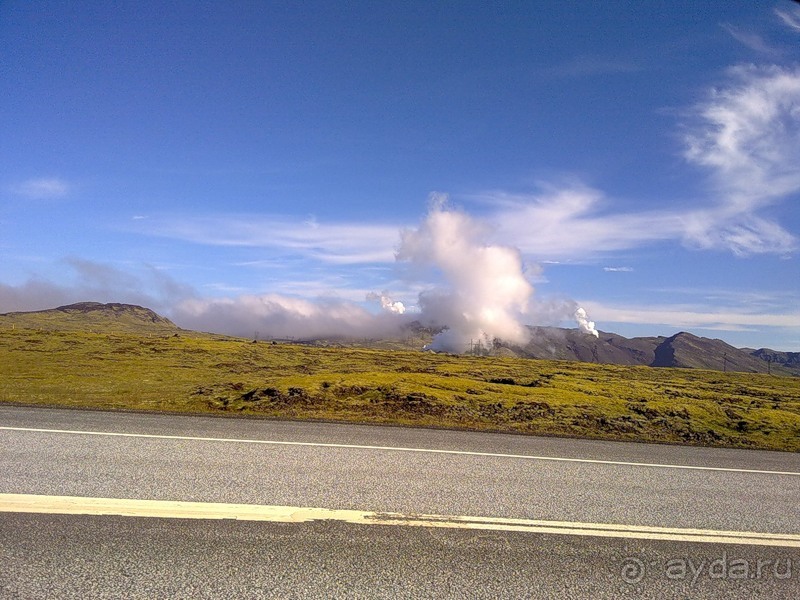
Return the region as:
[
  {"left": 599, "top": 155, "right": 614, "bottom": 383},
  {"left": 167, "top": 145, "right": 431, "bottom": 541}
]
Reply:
[{"left": 1, "top": 404, "right": 798, "bottom": 598}]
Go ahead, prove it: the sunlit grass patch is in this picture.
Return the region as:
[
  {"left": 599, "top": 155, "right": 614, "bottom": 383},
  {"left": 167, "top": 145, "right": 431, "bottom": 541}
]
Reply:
[{"left": 1, "top": 326, "right": 798, "bottom": 451}]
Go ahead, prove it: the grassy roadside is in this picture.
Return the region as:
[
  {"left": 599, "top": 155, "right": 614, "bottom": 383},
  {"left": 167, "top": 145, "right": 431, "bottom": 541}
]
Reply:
[{"left": 1, "top": 327, "right": 799, "bottom": 451}]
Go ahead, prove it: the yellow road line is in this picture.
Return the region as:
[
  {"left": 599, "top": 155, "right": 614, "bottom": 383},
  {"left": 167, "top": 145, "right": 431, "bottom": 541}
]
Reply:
[{"left": 2, "top": 493, "right": 799, "bottom": 548}]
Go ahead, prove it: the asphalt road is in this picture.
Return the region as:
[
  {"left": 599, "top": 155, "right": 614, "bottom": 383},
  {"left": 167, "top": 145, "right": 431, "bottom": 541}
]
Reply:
[{"left": 1, "top": 405, "right": 799, "bottom": 598}]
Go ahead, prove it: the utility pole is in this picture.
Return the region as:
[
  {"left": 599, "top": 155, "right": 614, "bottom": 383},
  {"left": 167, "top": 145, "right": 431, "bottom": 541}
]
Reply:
[{"left": 723, "top": 352, "right": 727, "bottom": 373}]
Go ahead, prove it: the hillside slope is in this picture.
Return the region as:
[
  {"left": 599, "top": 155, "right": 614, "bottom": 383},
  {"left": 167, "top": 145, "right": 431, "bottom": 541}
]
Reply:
[
  {"left": 651, "top": 332, "right": 773, "bottom": 373},
  {"left": 503, "top": 327, "right": 799, "bottom": 376},
  {"left": 1, "top": 302, "right": 796, "bottom": 375},
  {"left": 1, "top": 324, "right": 799, "bottom": 451},
  {"left": 0, "top": 302, "right": 180, "bottom": 335},
  {"left": 511, "top": 327, "right": 663, "bottom": 366}
]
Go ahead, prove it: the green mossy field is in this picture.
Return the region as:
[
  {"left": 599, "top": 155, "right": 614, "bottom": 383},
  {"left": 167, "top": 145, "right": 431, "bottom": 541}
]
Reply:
[{"left": 2, "top": 327, "right": 799, "bottom": 451}]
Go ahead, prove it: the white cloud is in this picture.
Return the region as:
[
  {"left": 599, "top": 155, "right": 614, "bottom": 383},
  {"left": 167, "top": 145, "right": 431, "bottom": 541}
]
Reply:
[
  {"left": 603, "top": 266, "right": 634, "bottom": 272},
  {"left": 139, "top": 183, "right": 686, "bottom": 266},
  {"left": 478, "top": 176, "right": 790, "bottom": 261},
  {"left": 582, "top": 300, "right": 800, "bottom": 331},
  {"left": 10, "top": 178, "right": 70, "bottom": 199},
  {"left": 140, "top": 157, "right": 797, "bottom": 270},
  {"left": 483, "top": 184, "right": 684, "bottom": 261},
  {"left": 681, "top": 212, "right": 797, "bottom": 256},
  {"left": 649, "top": 287, "right": 797, "bottom": 311},
  {"left": 720, "top": 23, "right": 781, "bottom": 55},
  {"left": 680, "top": 64, "right": 800, "bottom": 254},
  {"left": 173, "top": 293, "right": 406, "bottom": 339},
  {"left": 684, "top": 64, "right": 800, "bottom": 208},
  {"left": 775, "top": 7, "right": 800, "bottom": 32},
  {"left": 261, "top": 278, "right": 389, "bottom": 304},
  {"left": 142, "top": 215, "right": 401, "bottom": 264}
]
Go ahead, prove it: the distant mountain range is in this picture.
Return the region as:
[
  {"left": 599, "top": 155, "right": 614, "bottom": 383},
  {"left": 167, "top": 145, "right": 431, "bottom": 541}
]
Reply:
[
  {"left": 1, "top": 302, "right": 797, "bottom": 376},
  {"left": 502, "top": 326, "right": 800, "bottom": 377}
]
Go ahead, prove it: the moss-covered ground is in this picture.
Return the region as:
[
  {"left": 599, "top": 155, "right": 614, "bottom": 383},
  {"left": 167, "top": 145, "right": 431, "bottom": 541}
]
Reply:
[{"left": 1, "top": 327, "right": 798, "bottom": 451}]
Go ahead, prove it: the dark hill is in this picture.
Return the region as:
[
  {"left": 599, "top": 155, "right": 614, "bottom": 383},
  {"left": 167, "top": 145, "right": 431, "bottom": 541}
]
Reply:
[
  {"left": 505, "top": 326, "right": 663, "bottom": 366},
  {"left": 0, "top": 302, "right": 179, "bottom": 334},
  {"left": 651, "top": 332, "right": 768, "bottom": 373},
  {"left": 749, "top": 348, "right": 800, "bottom": 372},
  {"left": 55, "top": 302, "right": 175, "bottom": 324},
  {"left": 500, "top": 327, "right": 799, "bottom": 376}
]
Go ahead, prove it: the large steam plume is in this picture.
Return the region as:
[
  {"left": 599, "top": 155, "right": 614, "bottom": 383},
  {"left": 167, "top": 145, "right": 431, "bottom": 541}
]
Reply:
[{"left": 396, "top": 195, "right": 534, "bottom": 352}]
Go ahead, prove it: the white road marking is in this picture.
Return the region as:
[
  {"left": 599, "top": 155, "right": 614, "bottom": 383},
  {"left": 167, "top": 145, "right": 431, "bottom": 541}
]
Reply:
[
  {"left": 2, "top": 493, "right": 799, "bottom": 547},
  {"left": 1, "top": 425, "right": 799, "bottom": 476}
]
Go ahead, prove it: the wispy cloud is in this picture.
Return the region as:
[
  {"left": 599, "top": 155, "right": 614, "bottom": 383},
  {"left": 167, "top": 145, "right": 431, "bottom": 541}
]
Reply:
[
  {"left": 477, "top": 176, "right": 793, "bottom": 261},
  {"left": 141, "top": 215, "right": 401, "bottom": 264},
  {"left": 482, "top": 180, "right": 796, "bottom": 261},
  {"left": 9, "top": 177, "right": 70, "bottom": 200},
  {"left": 604, "top": 266, "right": 634, "bottom": 272},
  {"left": 680, "top": 211, "right": 796, "bottom": 256},
  {"left": 583, "top": 300, "right": 800, "bottom": 331},
  {"left": 775, "top": 7, "right": 800, "bottom": 32},
  {"left": 720, "top": 23, "right": 781, "bottom": 55},
  {"left": 482, "top": 184, "right": 684, "bottom": 261},
  {"left": 682, "top": 63, "right": 800, "bottom": 254},
  {"left": 141, "top": 168, "right": 796, "bottom": 270},
  {"left": 645, "top": 287, "right": 798, "bottom": 312},
  {"left": 684, "top": 64, "right": 800, "bottom": 207}
]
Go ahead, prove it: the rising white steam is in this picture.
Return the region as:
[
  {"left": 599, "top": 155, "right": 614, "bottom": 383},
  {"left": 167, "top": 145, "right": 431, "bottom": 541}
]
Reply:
[
  {"left": 574, "top": 306, "right": 599, "bottom": 337},
  {"left": 396, "top": 195, "right": 534, "bottom": 352},
  {"left": 366, "top": 291, "right": 406, "bottom": 314}
]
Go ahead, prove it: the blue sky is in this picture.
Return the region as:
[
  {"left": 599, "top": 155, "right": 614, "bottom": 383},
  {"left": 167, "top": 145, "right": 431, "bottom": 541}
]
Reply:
[{"left": 1, "top": 1, "right": 799, "bottom": 350}]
